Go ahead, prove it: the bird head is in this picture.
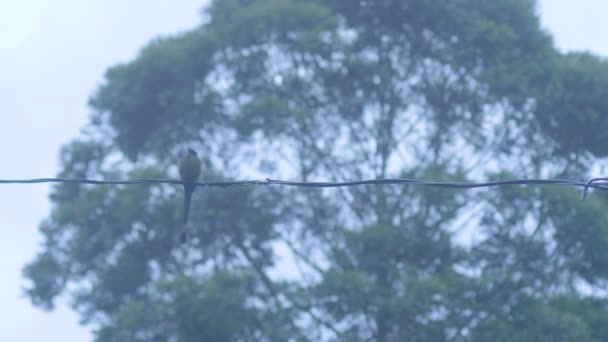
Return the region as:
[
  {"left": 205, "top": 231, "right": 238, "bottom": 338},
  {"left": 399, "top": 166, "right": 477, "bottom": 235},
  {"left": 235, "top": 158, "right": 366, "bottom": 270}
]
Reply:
[{"left": 187, "top": 147, "right": 197, "bottom": 156}]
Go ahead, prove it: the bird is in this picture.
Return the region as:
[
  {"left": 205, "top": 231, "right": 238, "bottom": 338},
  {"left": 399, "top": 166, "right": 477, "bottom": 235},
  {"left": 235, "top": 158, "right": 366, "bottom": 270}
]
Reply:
[{"left": 179, "top": 147, "right": 202, "bottom": 243}]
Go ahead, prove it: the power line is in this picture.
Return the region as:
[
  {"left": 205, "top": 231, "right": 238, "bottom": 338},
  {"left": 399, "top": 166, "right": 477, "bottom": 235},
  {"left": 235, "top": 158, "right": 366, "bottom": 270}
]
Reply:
[{"left": 1, "top": 177, "right": 607, "bottom": 200}]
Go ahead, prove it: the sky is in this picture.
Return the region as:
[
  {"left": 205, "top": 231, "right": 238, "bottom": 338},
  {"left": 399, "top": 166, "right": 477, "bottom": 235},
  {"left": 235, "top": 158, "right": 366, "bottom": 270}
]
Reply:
[{"left": 0, "top": 0, "right": 606, "bottom": 340}]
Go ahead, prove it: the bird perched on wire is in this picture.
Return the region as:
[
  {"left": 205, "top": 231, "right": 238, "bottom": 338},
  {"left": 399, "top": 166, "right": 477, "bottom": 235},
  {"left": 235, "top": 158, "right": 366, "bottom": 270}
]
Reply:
[{"left": 179, "top": 147, "right": 202, "bottom": 243}]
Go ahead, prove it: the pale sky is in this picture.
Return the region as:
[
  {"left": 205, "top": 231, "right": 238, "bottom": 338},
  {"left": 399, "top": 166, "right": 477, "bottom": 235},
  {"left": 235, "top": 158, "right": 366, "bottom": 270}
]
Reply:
[{"left": 0, "top": 0, "right": 606, "bottom": 340}]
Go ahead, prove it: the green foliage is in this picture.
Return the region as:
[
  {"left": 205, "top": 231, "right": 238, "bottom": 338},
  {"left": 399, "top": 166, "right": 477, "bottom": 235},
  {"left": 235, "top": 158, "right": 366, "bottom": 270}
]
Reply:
[
  {"left": 23, "top": 0, "right": 608, "bottom": 341},
  {"left": 95, "top": 273, "right": 268, "bottom": 341},
  {"left": 89, "top": 30, "right": 223, "bottom": 160},
  {"left": 536, "top": 52, "right": 608, "bottom": 156},
  {"left": 471, "top": 296, "right": 608, "bottom": 342}
]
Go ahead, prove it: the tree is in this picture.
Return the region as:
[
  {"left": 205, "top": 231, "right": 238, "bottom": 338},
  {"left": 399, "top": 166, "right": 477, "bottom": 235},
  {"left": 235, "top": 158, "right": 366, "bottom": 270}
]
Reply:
[{"left": 24, "top": 0, "right": 608, "bottom": 341}]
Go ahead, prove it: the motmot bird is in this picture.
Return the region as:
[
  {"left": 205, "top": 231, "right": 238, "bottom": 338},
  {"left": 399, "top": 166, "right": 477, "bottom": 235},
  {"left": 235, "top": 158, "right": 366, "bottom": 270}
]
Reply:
[{"left": 179, "top": 147, "right": 202, "bottom": 242}]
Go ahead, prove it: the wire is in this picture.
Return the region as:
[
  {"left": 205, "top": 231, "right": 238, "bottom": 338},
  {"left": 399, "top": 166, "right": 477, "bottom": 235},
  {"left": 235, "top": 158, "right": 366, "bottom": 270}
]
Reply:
[
  {"left": 581, "top": 177, "right": 608, "bottom": 201},
  {"left": 1, "top": 177, "right": 607, "bottom": 199},
  {"left": 0, "top": 178, "right": 261, "bottom": 186}
]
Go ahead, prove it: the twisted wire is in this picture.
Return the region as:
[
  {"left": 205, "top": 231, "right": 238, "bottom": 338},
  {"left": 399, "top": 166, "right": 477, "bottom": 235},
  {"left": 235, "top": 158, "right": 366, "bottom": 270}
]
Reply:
[{"left": 1, "top": 177, "right": 607, "bottom": 200}]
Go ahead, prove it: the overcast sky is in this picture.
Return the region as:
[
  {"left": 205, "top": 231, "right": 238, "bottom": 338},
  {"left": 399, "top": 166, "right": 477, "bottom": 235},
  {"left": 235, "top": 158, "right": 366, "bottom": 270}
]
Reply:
[{"left": 0, "top": 0, "right": 606, "bottom": 340}]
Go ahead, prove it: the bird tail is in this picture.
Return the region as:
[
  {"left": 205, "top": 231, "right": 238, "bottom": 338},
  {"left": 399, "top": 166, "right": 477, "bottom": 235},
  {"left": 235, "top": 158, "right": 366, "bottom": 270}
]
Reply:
[{"left": 183, "top": 184, "right": 195, "bottom": 225}]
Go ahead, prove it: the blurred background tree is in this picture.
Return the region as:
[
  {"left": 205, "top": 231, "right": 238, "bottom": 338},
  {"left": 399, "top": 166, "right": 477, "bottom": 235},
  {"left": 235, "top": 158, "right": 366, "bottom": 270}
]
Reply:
[{"left": 23, "top": 0, "right": 608, "bottom": 341}]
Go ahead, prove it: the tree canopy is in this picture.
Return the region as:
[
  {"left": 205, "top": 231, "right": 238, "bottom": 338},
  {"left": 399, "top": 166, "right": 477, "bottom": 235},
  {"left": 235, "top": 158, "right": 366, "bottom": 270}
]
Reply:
[{"left": 24, "top": 0, "right": 608, "bottom": 341}]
